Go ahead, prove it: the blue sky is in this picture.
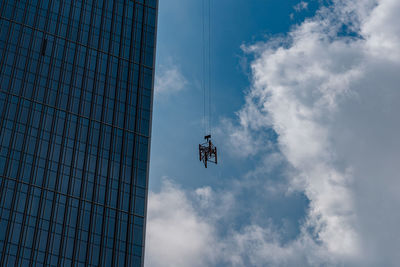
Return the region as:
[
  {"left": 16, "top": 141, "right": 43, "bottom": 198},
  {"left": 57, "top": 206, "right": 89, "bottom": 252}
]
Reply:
[
  {"left": 146, "top": 0, "right": 400, "bottom": 266},
  {"left": 150, "top": 0, "right": 319, "bottom": 190},
  {"left": 149, "top": 0, "right": 316, "bottom": 240}
]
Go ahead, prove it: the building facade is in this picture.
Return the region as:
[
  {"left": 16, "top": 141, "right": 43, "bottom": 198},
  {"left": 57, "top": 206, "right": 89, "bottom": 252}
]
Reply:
[{"left": 0, "top": 0, "right": 157, "bottom": 266}]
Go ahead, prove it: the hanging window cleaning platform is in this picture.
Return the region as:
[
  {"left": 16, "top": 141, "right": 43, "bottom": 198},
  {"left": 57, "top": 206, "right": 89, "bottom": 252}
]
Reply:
[{"left": 199, "top": 135, "right": 217, "bottom": 168}]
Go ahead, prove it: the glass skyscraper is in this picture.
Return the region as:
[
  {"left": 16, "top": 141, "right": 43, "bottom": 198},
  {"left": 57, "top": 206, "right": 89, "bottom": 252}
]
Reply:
[{"left": 0, "top": 0, "right": 157, "bottom": 266}]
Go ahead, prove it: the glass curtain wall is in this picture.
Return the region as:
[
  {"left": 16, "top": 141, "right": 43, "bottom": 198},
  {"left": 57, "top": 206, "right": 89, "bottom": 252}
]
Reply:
[{"left": 0, "top": 0, "right": 158, "bottom": 266}]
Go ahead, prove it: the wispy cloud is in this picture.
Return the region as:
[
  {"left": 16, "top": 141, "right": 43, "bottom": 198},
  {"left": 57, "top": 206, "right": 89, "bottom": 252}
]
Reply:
[
  {"left": 155, "top": 62, "right": 187, "bottom": 95},
  {"left": 293, "top": 1, "right": 309, "bottom": 12}
]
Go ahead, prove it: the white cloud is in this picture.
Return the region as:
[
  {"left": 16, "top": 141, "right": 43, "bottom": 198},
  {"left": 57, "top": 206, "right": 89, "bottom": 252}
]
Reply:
[
  {"left": 145, "top": 180, "right": 218, "bottom": 267},
  {"left": 232, "top": 0, "right": 400, "bottom": 264},
  {"left": 294, "top": 1, "right": 309, "bottom": 12},
  {"left": 155, "top": 63, "right": 187, "bottom": 95},
  {"left": 146, "top": 0, "right": 400, "bottom": 266}
]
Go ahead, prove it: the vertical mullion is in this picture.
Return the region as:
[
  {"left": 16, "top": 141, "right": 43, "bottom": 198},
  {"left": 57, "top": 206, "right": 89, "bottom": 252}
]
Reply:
[
  {"left": 15, "top": 0, "right": 57, "bottom": 263},
  {"left": 84, "top": 0, "right": 109, "bottom": 265},
  {"left": 0, "top": 0, "right": 18, "bottom": 74},
  {"left": 142, "top": 1, "right": 159, "bottom": 265},
  {"left": 138, "top": 3, "right": 150, "bottom": 265},
  {"left": 0, "top": 0, "right": 30, "bottom": 211},
  {"left": 28, "top": 0, "right": 74, "bottom": 265},
  {"left": 111, "top": 0, "right": 128, "bottom": 265},
  {"left": 0, "top": 1, "right": 44, "bottom": 264},
  {"left": 70, "top": 0, "right": 98, "bottom": 264},
  {"left": 55, "top": 1, "right": 89, "bottom": 265},
  {"left": 97, "top": 0, "right": 120, "bottom": 265},
  {"left": 0, "top": 0, "right": 30, "bottom": 157},
  {"left": 130, "top": 1, "right": 148, "bottom": 265},
  {"left": 122, "top": 1, "right": 139, "bottom": 264},
  {"left": 125, "top": 2, "right": 142, "bottom": 265},
  {"left": 41, "top": 0, "right": 77, "bottom": 264}
]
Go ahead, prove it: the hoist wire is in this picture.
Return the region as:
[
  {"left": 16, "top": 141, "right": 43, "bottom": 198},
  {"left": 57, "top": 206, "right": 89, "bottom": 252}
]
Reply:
[
  {"left": 202, "top": 0, "right": 212, "bottom": 136},
  {"left": 208, "top": 0, "right": 212, "bottom": 135},
  {"left": 202, "top": 0, "right": 206, "bottom": 136}
]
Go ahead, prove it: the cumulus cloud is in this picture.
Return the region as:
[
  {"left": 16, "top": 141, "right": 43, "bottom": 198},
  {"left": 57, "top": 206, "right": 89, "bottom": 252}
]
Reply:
[
  {"left": 231, "top": 0, "right": 400, "bottom": 265},
  {"left": 146, "top": 0, "right": 400, "bottom": 266},
  {"left": 145, "top": 179, "right": 314, "bottom": 267},
  {"left": 145, "top": 180, "right": 218, "bottom": 267},
  {"left": 155, "top": 62, "right": 187, "bottom": 95}
]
